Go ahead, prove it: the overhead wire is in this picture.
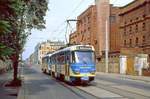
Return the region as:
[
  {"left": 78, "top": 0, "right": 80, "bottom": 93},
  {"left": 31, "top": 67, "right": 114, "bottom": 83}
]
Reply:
[
  {"left": 28, "top": 0, "right": 94, "bottom": 42},
  {"left": 51, "top": 0, "right": 88, "bottom": 42}
]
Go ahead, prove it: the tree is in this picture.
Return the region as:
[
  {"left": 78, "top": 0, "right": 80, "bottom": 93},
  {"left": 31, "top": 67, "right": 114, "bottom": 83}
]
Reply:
[{"left": 0, "top": 0, "right": 48, "bottom": 84}]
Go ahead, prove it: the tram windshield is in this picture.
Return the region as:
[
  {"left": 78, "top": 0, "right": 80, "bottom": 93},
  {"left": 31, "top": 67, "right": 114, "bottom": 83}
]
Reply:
[{"left": 72, "top": 51, "right": 95, "bottom": 64}]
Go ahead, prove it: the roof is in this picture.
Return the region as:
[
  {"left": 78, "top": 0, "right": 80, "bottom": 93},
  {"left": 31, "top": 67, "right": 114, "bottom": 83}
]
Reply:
[
  {"left": 120, "top": 0, "right": 137, "bottom": 9},
  {"left": 51, "top": 45, "right": 95, "bottom": 55}
]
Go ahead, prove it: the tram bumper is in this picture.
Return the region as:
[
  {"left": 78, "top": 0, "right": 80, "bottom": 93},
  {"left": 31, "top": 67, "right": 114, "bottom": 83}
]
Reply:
[{"left": 70, "top": 76, "right": 94, "bottom": 83}]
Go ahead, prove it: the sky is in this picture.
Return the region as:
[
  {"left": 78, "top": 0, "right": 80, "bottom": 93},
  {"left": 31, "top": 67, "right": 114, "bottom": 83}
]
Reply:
[{"left": 22, "top": 0, "right": 134, "bottom": 60}]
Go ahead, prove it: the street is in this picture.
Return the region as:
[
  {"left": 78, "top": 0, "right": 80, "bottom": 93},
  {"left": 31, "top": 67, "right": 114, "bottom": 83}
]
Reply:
[
  {"left": 18, "top": 64, "right": 150, "bottom": 99},
  {"left": 19, "top": 64, "right": 98, "bottom": 99},
  {"left": 94, "top": 74, "right": 150, "bottom": 99}
]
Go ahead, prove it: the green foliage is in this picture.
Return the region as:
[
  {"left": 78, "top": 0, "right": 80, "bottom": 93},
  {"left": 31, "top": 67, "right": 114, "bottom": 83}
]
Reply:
[
  {"left": 0, "top": 43, "right": 14, "bottom": 60},
  {"left": 10, "top": 0, "right": 25, "bottom": 15},
  {"left": 25, "top": 0, "right": 48, "bottom": 30},
  {"left": 0, "top": 0, "right": 48, "bottom": 81},
  {"left": 0, "top": 20, "right": 11, "bottom": 34},
  {"left": 0, "top": 0, "right": 48, "bottom": 59}
]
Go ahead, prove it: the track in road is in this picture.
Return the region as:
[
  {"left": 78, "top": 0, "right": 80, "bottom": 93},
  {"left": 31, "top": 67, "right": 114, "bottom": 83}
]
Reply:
[
  {"left": 45, "top": 73, "right": 99, "bottom": 99},
  {"left": 23, "top": 65, "right": 98, "bottom": 99},
  {"left": 92, "top": 80, "right": 150, "bottom": 99}
]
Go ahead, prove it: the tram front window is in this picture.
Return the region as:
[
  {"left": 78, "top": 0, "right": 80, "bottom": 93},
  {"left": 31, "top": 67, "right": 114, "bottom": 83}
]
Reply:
[{"left": 72, "top": 51, "right": 95, "bottom": 64}]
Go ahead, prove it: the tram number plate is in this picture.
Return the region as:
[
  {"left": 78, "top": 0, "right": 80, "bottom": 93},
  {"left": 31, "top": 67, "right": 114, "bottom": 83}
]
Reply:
[{"left": 81, "top": 76, "right": 89, "bottom": 80}]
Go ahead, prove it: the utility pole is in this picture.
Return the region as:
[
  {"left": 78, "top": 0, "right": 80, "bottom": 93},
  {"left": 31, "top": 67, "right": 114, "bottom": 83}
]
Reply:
[{"left": 65, "top": 19, "right": 80, "bottom": 44}]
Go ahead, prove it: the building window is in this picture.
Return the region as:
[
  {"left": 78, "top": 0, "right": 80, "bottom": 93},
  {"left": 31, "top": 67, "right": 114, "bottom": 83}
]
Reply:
[
  {"left": 84, "top": 18, "right": 86, "bottom": 23},
  {"left": 135, "top": 37, "right": 139, "bottom": 45},
  {"left": 135, "top": 24, "right": 138, "bottom": 32},
  {"left": 129, "top": 26, "right": 132, "bottom": 33},
  {"left": 39, "top": 46, "right": 41, "bottom": 50},
  {"left": 110, "top": 15, "right": 116, "bottom": 23},
  {"left": 129, "top": 39, "right": 132, "bottom": 47},
  {"left": 124, "top": 21, "right": 126, "bottom": 25},
  {"left": 124, "top": 40, "right": 126, "bottom": 46},
  {"left": 124, "top": 28, "right": 126, "bottom": 35},
  {"left": 142, "top": 23, "right": 146, "bottom": 31},
  {"left": 88, "top": 16, "right": 91, "bottom": 24},
  {"left": 143, "top": 36, "right": 146, "bottom": 43},
  {"left": 94, "top": 39, "right": 97, "bottom": 44},
  {"left": 88, "top": 26, "right": 90, "bottom": 31},
  {"left": 143, "top": 14, "right": 146, "bottom": 18}
]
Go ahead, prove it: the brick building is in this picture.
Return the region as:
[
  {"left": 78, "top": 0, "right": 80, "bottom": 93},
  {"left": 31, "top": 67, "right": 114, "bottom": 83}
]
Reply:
[
  {"left": 69, "top": 5, "right": 98, "bottom": 54},
  {"left": 119, "top": 0, "right": 150, "bottom": 62},
  {"left": 69, "top": 31, "right": 78, "bottom": 44},
  {"left": 95, "top": 0, "right": 110, "bottom": 58},
  {"left": 110, "top": 5, "right": 121, "bottom": 52},
  {"left": 69, "top": 2, "right": 121, "bottom": 60}
]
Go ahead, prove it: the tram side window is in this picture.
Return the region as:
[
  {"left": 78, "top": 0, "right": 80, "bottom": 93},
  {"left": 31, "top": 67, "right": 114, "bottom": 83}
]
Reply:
[
  {"left": 72, "top": 52, "right": 75, "bottom": 63},
  {"left": 66, "top": 52, "right": 70, "bottom": 64},
  {"left": 59, "top": 53, "right": 65, "bottom": 64},
  {"left": 46, "top": 57, "right": 48, "bottom": 64},
  {"left": 48, "top": 58, "right": 51, "bottom": 65},
  {"left": 52, "top": 56, "right": 56, "bottom": 64},
  {"left": 51, "top": 57, "right": 54, "bottom": 64},
  {"left": 55, "top": 55, "right": 58, "bottom": 64},
  {"left": 56, "top": 53, "right": 64, "bottom": 64}
]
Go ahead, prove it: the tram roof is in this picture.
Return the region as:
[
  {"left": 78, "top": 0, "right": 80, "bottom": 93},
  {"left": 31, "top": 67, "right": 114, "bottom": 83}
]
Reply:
[
  {"left": 42, "top": 53, "right": 52, "bottom": 58},
  {"left": 51, "top": 45, "right": 94, "bottom": 55}
]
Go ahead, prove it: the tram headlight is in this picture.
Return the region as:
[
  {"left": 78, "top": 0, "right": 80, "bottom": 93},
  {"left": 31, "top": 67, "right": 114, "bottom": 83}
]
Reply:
[
  {"left": 90, "top": 71, "right": 95, "bottom": 74},
  {"left": 90, "top": 69, "right": 96, "bottom": 74}
]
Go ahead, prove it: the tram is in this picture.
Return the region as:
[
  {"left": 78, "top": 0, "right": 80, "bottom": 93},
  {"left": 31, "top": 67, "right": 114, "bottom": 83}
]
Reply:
[
  {"left": 41, "top": 54, "right": 52, "bottom": 74},
  {"left": 42, "top": 45, "right": 96, "bottom": 84}
]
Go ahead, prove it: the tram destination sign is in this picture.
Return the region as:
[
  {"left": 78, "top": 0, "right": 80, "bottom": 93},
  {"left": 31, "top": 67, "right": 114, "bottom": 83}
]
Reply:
[{"left": 77, "top": 46, "right": 92, "bottom": 50}]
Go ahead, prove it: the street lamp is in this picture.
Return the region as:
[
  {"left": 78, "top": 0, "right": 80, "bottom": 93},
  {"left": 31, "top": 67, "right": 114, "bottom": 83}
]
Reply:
[{"left": 105, "top": 19, "right": 109, "bottom": 73}]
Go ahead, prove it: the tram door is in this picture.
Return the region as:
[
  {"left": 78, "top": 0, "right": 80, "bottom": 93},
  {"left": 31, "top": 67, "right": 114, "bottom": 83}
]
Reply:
[
  {"left": 65, "top": 64, "right": 69, "bottom": 76},
  {"left": 65, "top": 52, "right": 70, "bottom": 76}
]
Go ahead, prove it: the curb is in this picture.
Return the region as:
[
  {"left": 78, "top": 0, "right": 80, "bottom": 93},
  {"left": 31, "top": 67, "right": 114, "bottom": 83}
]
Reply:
[{"left": 17, "top": 76, "right": 25, "bottom": 99}]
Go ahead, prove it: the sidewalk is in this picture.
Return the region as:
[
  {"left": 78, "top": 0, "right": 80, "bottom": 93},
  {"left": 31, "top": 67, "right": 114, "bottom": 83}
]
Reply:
[
  {"left": 0, "top": 70, "right": 20, "bottom": 99},
  {"left": 96, "top": 72, "right": 150, "bottom": 83}
]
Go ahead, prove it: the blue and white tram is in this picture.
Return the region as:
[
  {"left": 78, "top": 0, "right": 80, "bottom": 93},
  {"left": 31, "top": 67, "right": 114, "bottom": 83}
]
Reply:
[
  {"left": 49, "top": 45, "right": 96, "bottom": 83},
  {"left": 41, "top": 54, "right": 52, "bottom": 74}
]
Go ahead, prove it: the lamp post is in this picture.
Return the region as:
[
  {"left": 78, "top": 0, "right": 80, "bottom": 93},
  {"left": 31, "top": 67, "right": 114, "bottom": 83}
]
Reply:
[{"left": 105, "top": 20, "right": 109, "bottom": 73}]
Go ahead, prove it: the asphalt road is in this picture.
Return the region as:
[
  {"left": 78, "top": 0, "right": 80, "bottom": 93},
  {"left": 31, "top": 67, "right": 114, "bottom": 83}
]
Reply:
[
  {"left": 96, "top": 74, "right": 150, "bottom": 91},
  {"left": 94, "top": 73, "right": 150, "bottom": 99},
  {"left": 21, "top": 64, "right": 98, "bottom": 99},
  {"left": 20, "top": 64, "right": 150, "bottom": 99}
]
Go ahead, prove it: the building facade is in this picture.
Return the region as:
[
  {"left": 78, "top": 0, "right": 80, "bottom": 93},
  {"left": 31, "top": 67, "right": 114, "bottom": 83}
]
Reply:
[
  {"left": 69, "top": 5, "right": 98, "bottom": 55},
  {"left": 69, "top": 3, "right": 121, "bottom": 60},
  {"left": 29, "top": 52, "right": 36, "bottom": 65},
  {"left": 69, "top": 31, "right": 78, "bottom": 44},
  {"left": 110, "top": 5, "right": 121, "bottom": 52},
  {"left": 95, "top": 0, "right": 110, "bottom": 58},
  {"left": 34, "top": 41, "right": 65, "bottom": 64},
  {"left": 119, "top": 0, "right": 150, "bottom": 62}
]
